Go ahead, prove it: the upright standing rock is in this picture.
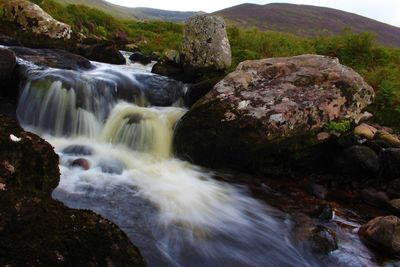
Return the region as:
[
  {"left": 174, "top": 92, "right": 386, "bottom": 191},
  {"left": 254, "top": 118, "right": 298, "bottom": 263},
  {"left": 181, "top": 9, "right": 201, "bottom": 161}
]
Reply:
[{"left": 182, "top": 15, "right": 231, "bottom": 71}]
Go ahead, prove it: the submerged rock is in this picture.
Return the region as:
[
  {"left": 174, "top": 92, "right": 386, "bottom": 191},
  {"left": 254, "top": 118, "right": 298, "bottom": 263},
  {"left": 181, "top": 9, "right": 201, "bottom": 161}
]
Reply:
[
  {"left": 0, "top": 114, "right": 145, "bottom": 266},
  {"left": 71, "top": 158, "right": 91, "bottom": 170},
  {"left": 293, "top": 213, "right": 338, "bottom": 254},
  {"left": 174, "top": 55, "right": 374, "bottom": 174},
  {"left": 62, "top": 145, "right": 94, "bottom": 156},
  {"left": 98, "top": 159, "right": 125, "bottom": 175},
  {"left": 359, "top": 215, "right": 400, "bottom": 256}
]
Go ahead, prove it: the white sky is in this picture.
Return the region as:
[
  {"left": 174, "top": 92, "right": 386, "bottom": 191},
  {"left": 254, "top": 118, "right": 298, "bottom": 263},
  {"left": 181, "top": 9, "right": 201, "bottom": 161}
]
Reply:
[{"left": 104, "top": 0, "right": 400, "bottom": 27}]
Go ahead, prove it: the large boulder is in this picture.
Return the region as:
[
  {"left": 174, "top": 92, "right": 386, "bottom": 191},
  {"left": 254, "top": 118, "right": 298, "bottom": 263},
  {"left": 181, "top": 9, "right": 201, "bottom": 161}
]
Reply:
[
  {"left": 3, "top": 0, "right": 71, "bottom": 40},
  {"left": 359, "top": 216, "right": 400, "bottom": 256},
  {"left": 174, "top": 55, "right": 374, "bottom": 174},
  {"left": 182, "top": 15, "right": 231, "bottom": 71},
  {"left": 0, "top": 114, "right": 145, "bottom": 266}
]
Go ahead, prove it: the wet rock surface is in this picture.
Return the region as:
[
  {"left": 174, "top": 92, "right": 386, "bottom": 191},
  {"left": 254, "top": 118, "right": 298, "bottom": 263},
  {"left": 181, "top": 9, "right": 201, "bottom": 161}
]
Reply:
[
  {"left": 0, "top": 114, "right": 145, "bottom": 266},
  {"left": 174, "top": 55, "right": 375, "bottom": 174},
  {"left": 77, "top": 39, "right": 126, "bottom": 65},
  {"left": 359, "top": 216, "right": 400, "bottom": 256},
  {"left": 10, "top": 46, "right": 93, "bottom": 70}
]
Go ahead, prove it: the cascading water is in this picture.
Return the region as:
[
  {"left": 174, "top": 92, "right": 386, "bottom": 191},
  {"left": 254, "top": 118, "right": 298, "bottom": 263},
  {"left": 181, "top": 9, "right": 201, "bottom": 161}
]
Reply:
[{"left": 15, "top": 55, "right": 378, "bottom": 267}]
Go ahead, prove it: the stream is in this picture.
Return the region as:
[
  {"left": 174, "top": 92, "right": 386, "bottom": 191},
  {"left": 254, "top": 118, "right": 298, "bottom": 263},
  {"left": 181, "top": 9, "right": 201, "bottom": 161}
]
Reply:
[{"left": 14, "top": 52, "right": 390, "bottom": 267}]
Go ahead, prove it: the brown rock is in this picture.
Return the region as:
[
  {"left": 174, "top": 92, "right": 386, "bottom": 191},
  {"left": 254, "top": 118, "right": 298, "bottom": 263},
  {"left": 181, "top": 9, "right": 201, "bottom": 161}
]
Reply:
[
  {"left": 71, "top": 158, "right": 90, "bottom": 170},
  {"left": 359, "top": 215, "right": 400, "bottom": 256},
  {"left": 374, "top": 130, "right": 400, "bottom": 148},
  {"left": 174, "top": 55, "right": 374, "bottom": 174},
  {"left": 354, "top": 123, "right": 377, "bottom": 140}
]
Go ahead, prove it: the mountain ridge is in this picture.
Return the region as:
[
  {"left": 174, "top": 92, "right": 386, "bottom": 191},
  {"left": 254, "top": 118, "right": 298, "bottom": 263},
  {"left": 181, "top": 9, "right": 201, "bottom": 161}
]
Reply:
[
  {"left": 213, "top": 3, "right": 400, "bottom": 46},
  {"left": 54, "top": 0, "right": 203, "bottom": 21}
]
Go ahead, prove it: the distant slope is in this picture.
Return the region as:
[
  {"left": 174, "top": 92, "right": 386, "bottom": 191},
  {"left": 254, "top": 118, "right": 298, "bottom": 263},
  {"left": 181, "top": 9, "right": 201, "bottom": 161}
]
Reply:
[
  {"left": 214, "top": 3, "right": 400, "bottom": 46},
  {"left": 55, "top": 0, "right": 202, "bottom": 21}
]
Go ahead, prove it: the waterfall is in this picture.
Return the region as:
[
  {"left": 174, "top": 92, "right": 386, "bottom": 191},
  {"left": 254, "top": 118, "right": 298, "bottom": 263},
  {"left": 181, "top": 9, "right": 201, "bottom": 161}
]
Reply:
[{"left": 14, "top": 56, "right": 374, "bottom": 267}]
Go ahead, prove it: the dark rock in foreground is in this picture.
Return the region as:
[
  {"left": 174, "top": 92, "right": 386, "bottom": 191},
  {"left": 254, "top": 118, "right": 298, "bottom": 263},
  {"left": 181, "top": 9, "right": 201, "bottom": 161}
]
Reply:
[
  {"left": 174, "top": 55, "right": 374, "bottom": 175},
  {"left": 0, "top": 114, "right": 145, "bottom": 266}
]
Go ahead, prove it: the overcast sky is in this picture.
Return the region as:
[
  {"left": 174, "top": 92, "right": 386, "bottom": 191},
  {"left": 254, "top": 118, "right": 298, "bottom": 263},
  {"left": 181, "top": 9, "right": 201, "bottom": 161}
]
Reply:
[{"left": 104, "top": 0, "right": 400, "bottom": 27}]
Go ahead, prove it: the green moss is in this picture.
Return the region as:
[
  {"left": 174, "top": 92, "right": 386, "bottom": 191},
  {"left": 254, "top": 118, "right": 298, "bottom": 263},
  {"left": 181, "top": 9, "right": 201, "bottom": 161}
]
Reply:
[{"left": 324, "top": 119, "right": 353, "bottom": 133}]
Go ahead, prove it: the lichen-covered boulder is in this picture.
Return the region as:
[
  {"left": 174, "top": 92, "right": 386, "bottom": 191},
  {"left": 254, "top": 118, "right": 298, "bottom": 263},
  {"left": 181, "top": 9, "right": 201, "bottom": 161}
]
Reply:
[
  {"left": 0, "top": 114, "right": 145, "bottom": 266},
  {"left": 174, "top": 55, "right": 374, "bottom": 174},
  {"left": 359, "top": 216, "right": 400, "bottom": 256},
  {"left": 3, "top": 0, "right": 72, "bottom": 40},
  {"left": 182, "top": 15, "right": 231, "bottom": 71}
]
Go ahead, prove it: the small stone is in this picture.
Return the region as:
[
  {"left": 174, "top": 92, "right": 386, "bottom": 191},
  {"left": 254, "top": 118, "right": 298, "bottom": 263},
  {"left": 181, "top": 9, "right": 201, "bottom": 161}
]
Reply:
[
  {"left": 317, "top": 204, "right": 334, "bottom": 221},
  {"left": 317, "top": 132, "right": 331, "bottom": 141},
  {"left": 164, "top": 50, "right": 180, "bottom": 64},
  {"left": 354, "top": 123, "right": 377, "bottom": 140},
  {"left": 354, "top": 111, "right": 373, "bottom": 124},
  {"left": 311, "top": 184, "right": 328, "bottom": 200},
  {"left": 0, "top": 183, "right": 6, "bottom": 191},
  {"left": 3, "top": 161, "right": 15, "bottom": 174},
  {"left": 311, "top": 225, "right": 338, "bottom": 254},
  {"left": 374, "top": 130, "right": 400, "bottom": 148},
  {"left": 71, "top": 158, "right": 90, "bottom": 170}
]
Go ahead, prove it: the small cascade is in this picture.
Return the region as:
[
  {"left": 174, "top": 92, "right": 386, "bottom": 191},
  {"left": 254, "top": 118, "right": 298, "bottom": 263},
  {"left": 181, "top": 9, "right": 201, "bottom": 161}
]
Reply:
[{"left": 100, "top": 103, "right": 184, "bottom": 158}]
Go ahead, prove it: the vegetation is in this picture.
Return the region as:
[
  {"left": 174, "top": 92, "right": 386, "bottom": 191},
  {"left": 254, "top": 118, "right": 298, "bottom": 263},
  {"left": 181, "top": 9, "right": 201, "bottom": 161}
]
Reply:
[
  {"left": 325, "top": 119, "right": 353, "bottom": 133},
  {"left": 10, "top": 1, "right": 400, "bottom": 131}
]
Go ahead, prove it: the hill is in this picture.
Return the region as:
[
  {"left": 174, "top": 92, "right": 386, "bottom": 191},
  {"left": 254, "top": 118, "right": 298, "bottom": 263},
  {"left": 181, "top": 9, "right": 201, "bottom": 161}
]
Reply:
[
  {"left": 54, "top": 0, "right": 202, "bottom": 21},
  {"left": 214, "top": 3, "right": 400, "bottom": 47}
]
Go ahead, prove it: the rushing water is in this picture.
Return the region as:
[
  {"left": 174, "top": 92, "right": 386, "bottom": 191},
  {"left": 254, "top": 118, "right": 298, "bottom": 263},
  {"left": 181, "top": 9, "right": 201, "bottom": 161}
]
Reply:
[{"left": 14, "top": 55, "right": 384, "bottom": 266}]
